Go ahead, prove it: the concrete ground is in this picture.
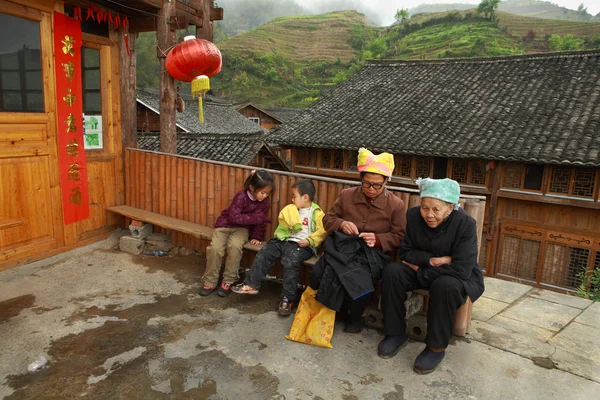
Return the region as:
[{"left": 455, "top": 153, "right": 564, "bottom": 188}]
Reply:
[{"left": 1, "top": 231, "right": 599, "bottom": 399}]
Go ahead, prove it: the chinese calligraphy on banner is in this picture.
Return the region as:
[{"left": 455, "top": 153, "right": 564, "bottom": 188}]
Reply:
[{"left": 54, "top": 11, "right": 90, "bottom": 224}]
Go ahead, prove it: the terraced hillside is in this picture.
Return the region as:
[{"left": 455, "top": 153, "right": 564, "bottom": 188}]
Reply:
[
  {"left": 217, "top": 11, "right": 368, "bottom": 63},
  {"left": 137, "top": 9, "right": 600, "bottom": 109},
  {"left": 496, "top": 11, "right": 600, "bottom": 37},
  {"left": 387, "top": 21, "right": 522, "bottom": 59}
]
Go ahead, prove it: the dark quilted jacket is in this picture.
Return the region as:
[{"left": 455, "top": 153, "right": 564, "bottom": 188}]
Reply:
[{"left": 214, "top": 190, "right": 271, "bottom": 240}]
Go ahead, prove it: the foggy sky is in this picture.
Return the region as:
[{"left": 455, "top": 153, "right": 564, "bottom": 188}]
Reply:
[{"left": 296, "top": 0, "right": 600, "bottom": 26}]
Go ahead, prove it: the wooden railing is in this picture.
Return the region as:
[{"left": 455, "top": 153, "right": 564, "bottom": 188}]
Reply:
[{"left": 124, "top": 149, "right": 487, "bottom": 258}]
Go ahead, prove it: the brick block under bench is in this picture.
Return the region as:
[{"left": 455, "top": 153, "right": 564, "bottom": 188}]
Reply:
[{"left": 108, "top": 205, "right": 471, "bottom": 337}]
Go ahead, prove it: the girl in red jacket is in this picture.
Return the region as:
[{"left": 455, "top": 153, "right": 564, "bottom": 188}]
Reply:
[{"left": 200, "top": 170, "right": 274, "bottom": 297}]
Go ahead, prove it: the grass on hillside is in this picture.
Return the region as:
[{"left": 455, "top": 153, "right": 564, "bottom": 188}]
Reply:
[
  {"left": 388, "top": 21, "right": 523, "bottom": 59},
  {"left": 496, "top": 11, "right": 600, "bottom": 38},
  {"left": 218, "top": 10, "right": 370, "bottom": 63}
]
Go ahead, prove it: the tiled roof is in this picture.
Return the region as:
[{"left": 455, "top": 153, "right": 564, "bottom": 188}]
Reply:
[
  {"left": 269, "top": 51, "right": 600, "bottom": 166},
  {"left": 264, "top": 108, "right": 302, "bottom": 122},
  {"left": 137, "top": 88, "right": 268, "bottom": 136},
  {"left": 136, "top": 88, "right": 269, "bottom": 164},
  {"left": 137, "top": 133, "right": 266, "bottom": 165}
]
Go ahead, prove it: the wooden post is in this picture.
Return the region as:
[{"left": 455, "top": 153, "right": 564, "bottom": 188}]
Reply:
[
  {"left": 196, "top": 0, "right": 213, "bottom": 40},
  {"left": 157, "top": 0, "right": 177, "bottom": 154},
  {"left": 120, "top": 32, "right": 137, "bottom": 150}
]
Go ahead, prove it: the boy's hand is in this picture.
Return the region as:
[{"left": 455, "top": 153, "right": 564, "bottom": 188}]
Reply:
[
  {"left": 297, "top": 240, "right": 310, "bottom": 248},
  {"left": 340, "top": 220, "right": 359, "bottom": 235},
  {"left": 250, "top": 239, "right": 261, "bottom": 246}
]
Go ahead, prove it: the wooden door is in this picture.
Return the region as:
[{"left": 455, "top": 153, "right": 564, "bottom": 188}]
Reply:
[{"left": 0, "top": 5, "right": 63, "bottom": 267}]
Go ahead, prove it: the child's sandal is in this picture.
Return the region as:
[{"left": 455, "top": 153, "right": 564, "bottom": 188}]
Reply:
[
  {"left": 231, "top": 284, "right": 259, "bottom": 295},
  {"left": 199, "top": 284, "right": 215, "bottom": 296}
]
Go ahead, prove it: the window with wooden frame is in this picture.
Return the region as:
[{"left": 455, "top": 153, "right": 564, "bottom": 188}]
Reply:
[
  {"left": 394, "top": 155, "right": 412, "bottom": 178},
  {"left": 0, "top": 13, "right": 44, "bottom": 112},
  {"left": 320, "top": 149, "right": 331, "bottom": 168},
  {"left": 415, "top": 157, "right": 433, "bottom": 179},
  {"left": 332, "top": 149, "right": 344, "bottom": 169},
  {"left": 346, "top": 150, "right": 358, "bottom": 171},
  {"left": 548, "top": 166, "right": 597, "bottom": 199},
  {"left": 295, "top": 147, "right": 308, "bottom": 166},
  {"left": 501, "top": 163, "right": 544, "bottom": 191},
  {"left": 451, "top": 159, "right": 488, "bottom": 186}
]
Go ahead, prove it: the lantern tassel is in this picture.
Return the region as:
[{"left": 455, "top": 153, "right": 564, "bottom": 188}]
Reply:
[
  {"left": 198, "top": 95, "right": 204, "bottom": 123},
  {"left": 191, "top": 75, "right": 210, "bottom": 124}
]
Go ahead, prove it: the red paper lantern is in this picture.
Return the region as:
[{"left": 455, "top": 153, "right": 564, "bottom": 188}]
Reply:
[{"left": 166, "top": 36, "right": 222, "bottom": 123}]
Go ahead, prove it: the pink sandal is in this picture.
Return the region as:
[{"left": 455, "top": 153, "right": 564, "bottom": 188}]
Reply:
[{"left": 232, "top": 284, "right": 258, "bottom": 295}]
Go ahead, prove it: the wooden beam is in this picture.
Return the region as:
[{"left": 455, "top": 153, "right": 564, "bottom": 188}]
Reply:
[
  {"left": 195, "top": 0, "right": 213, "bottom": 40},
  {"left": 157, "top": 0, "right": 177, "bottom": 154},
  {"left": 129, "top": 16, "right": 157, "bottom": 33},
  {"left": 129, "top": 13, "right": 202, "bottom": 33},
  {"left": 210, "top": 7, "right": 223, "bottom": 21},
  {"left": 120, "top": 32, "right": 137, "bottom": 150}
]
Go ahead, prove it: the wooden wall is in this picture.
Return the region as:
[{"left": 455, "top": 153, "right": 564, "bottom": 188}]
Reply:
[
  {"left": 237, "top": 105, "right": 281, "bottom": 131},
  {"left": 0, "top": 1, "right": 124, "bottom": 270},
  {"left": 136, "top": 103, "right": 185, "bottom": 133},
  {"left": 124, "top": 149, "right": 487, "bottom": 259}
]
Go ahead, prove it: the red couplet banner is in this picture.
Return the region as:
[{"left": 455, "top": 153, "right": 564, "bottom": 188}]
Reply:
[{"left": 53, "top": 11, "right": 89, "bottom": 224}]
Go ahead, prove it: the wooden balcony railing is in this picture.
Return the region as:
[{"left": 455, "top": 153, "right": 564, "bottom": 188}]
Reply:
[{"left": 124, "top": 149, "right": 487, "bottom": 258}]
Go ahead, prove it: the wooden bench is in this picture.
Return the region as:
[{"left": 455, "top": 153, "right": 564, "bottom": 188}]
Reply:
[
  {"left": 107, "top": 205, "right": 319, "bottom": 267},
  {"left": 109, "top": 205, "right": 471, "bottom": 336}
]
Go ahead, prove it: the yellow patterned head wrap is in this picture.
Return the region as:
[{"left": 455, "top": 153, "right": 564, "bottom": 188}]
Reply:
[{"left": 357, "top": 148, "right": 394, "bottom": 177}]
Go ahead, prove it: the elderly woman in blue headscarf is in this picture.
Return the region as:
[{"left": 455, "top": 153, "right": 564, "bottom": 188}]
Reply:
[{"left": 377, "top": 178, "right": 485, "bottom": 374}]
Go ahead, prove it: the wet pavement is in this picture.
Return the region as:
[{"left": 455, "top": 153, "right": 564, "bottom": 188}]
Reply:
[{"left": 1, "top": 231, "right": 599, "bottom": 399}]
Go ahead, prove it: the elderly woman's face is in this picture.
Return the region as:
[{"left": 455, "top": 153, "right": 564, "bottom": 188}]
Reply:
[
  {"left": 420, "top": 197, "right": 454, "bottom": 228},
  {"left": 361, "top": 173, "right": 387, "bottom": 198}
]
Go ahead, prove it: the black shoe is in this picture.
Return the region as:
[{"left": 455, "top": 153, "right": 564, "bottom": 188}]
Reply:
[
  {"left": 216, "top": 282, "right": 232, "bottom": 297},
  {"left": 199, "top": 284, "right": 215, "bottom": 296},
  {"left": 278, "top": 297, "right": 293, "bottom": 316},
  {"left": 344, "top": 318, "right": 364, "bottom": 334},
  {"left": 378, "top": 335, "right": 408, "bottom": 359},
  {"left": 413, "top": 347, "right": 445, "bottom": 374}
]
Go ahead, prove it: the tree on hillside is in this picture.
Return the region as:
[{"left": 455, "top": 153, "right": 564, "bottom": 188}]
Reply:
[
  {"left": 477, "top": 0, "right": 500, "bottom": 21},
  {"left": 395, "top": 9, "right": 409, "bottom": 25}
]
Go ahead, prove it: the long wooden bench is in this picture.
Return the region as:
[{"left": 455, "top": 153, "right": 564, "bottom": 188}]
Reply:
[
  {"left": 108, "top": 205, "right": 471, "bottom": 336},
  {"left": 107, "top": 205, "right": 319, "bottom": 266}
]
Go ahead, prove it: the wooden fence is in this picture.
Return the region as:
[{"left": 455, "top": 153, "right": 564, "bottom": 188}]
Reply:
[{"left": 124, "top": 149, "right": 487, "bottom": 259}]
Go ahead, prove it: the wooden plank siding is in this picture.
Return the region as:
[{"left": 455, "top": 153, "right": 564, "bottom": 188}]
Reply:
[{"left": 123, "top": 149, "right": 488, "bottom": 260}]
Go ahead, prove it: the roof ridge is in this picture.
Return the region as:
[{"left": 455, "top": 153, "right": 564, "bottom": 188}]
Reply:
[{"left": 365, "top": 50, "right": 600, "bottom": 66}]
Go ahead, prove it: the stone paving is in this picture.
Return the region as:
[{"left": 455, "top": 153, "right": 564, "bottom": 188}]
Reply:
[
  {"left": 1, "top": 234, "right": 599, "bottom": 399},
  {"left": 470, "top": 277, "right": 600, "bottom": 383}
]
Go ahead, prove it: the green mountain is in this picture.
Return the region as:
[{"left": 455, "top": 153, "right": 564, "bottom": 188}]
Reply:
[
  {"left": 410, "top": 1, "right": 600, "bottom": 22},
  {"left": 136, "top": 8, "right": 600, "bottom": 109}
]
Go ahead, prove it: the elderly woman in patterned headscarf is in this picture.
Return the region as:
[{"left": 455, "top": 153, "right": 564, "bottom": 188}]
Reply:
[
  {"left": 378, "top": 178, "right": 485, "bottom": 374},
  {"left": 310, "top": 148, "right": 406, "bottom": 333}
]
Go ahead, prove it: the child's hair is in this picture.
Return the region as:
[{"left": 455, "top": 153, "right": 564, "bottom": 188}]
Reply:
[
  {"left": 244, "top": 169, "right": 274, "bottom": 192},
  {"left": 292, "top": 179, "right": 316, "bottom": 201}
]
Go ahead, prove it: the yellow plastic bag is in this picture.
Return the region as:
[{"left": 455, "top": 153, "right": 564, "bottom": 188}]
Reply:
[{"left": 285, "top": 287, "right": 335, "bottom": 348}]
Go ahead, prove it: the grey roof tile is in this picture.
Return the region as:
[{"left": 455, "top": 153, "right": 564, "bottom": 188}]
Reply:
[
  {"left": 268, "top": 51, "right": 600, "bottom": 166},
  {"left": 136, "top": 88, "right": 269, "bottom": 164}
]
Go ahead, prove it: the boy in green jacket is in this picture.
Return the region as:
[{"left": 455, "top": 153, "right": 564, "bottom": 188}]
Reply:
[{"left": 233, "top": 179, "right": 326, "bottom": 315}]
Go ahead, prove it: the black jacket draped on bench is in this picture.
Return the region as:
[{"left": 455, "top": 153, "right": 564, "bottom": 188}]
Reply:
[{"left": 310, "top": 231, "right": 389, "bottom": 311}]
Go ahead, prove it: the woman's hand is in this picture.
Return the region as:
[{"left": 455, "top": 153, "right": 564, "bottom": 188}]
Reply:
[
  {"left": 297, "top": 239, "right": 310, "bottom": 248},
  {"left": 430, "top": 256, "right": 452, "bottom": 267},
  {"left": 250, "top": 239, "right": 262, "bottom": 246},
  {"left": 340, "top": 220, "right": 359, "bottom": 235},
  {"left": 402, "top": 261, "right": 419, "bottom": 271},
  {"left": 359, "top": 232, "right": 377, "bottom": 247}
]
